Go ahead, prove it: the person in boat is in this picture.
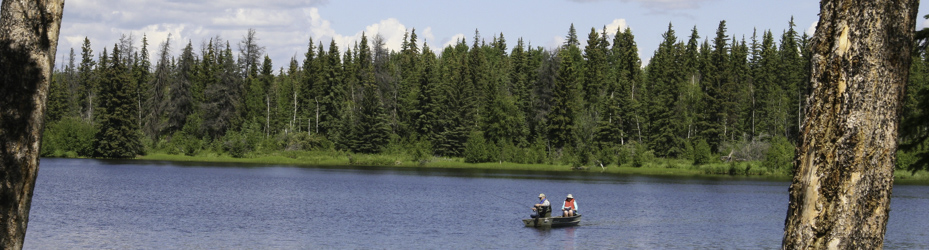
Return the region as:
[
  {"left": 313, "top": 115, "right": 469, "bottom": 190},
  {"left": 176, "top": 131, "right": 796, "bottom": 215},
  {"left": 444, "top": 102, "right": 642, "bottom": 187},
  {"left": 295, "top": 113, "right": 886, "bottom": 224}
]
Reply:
[
  {"left": 561, "top": 194, "right": 578, "bottom": 217},
  {"left": 531, "top": 193, "right": 551, "bottom": 218}
]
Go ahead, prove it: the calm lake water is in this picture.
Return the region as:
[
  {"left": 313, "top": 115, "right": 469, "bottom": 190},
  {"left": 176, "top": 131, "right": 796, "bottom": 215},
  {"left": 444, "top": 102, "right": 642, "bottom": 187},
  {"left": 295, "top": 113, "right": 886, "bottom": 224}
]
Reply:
[{"left": 24, "top": 158, "right": 929, "bottom": 249}]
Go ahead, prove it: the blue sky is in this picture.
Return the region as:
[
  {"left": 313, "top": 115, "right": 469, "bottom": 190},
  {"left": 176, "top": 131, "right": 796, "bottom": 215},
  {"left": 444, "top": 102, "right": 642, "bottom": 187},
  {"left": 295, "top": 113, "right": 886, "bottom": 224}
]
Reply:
[{"left": 52, "top": 0, "right": 929, "bottom": 68}]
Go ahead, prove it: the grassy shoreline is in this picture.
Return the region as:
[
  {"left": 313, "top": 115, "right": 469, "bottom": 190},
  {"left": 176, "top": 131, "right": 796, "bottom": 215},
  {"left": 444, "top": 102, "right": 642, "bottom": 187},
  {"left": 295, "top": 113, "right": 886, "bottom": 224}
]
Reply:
[
  {"left": 130, "top": 150, "right": 921, "bottom": 184},
  {"left": 140, "top": 152, "right": 716, "bottom": 176}
]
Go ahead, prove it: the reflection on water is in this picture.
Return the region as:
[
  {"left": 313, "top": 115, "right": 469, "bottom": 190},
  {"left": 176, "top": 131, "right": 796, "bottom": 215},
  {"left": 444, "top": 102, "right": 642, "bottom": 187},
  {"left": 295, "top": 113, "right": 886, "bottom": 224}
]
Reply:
[{"left": 23, "top": 158, "right": 929, "bottom": 249}]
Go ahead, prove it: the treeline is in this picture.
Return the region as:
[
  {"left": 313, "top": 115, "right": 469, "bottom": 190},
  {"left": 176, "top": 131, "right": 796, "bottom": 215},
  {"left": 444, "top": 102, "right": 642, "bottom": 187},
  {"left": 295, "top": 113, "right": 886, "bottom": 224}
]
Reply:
[{"left": 39, "top": 18, "right": 928, "bottom": 171}]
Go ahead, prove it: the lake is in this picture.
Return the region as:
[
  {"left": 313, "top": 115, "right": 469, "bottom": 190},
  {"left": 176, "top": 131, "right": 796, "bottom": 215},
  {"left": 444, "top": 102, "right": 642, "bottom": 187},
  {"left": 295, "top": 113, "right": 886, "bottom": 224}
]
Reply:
[{"left": 24, "top": 158, "right": 929, "bottom": 249}]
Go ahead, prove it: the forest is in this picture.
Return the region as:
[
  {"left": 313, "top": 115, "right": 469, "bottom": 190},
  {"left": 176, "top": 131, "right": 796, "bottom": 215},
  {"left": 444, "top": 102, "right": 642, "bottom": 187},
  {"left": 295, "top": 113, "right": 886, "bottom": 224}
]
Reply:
[{"left": 39, "top": 18, "right": 929, "bottom": 174}]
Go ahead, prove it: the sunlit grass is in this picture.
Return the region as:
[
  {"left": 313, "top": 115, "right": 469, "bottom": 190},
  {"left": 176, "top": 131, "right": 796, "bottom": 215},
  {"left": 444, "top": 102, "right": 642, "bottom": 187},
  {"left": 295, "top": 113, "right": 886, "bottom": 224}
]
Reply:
[{"left": 139, "top": 150, "right": 929, "bottom": 184}]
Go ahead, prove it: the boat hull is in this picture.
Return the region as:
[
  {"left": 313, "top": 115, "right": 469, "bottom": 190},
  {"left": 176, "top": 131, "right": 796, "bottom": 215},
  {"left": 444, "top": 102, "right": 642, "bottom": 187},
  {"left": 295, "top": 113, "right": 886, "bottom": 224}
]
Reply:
[{"left": 522, "top": 215, "right": 581, "bottom": 228}]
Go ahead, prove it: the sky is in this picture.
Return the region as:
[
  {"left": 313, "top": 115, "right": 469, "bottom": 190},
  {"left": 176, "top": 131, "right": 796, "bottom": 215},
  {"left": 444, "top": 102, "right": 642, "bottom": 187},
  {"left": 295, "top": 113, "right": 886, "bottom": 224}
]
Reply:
[{"left": 47, "top": 0, "right": 929, "bottom": 69}]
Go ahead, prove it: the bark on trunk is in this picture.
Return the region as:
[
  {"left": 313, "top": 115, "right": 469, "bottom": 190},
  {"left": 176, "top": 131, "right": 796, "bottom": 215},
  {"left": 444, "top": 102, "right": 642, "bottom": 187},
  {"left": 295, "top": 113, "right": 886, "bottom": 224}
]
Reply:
[
  {"left": 782, "top": 0, "right": 918, "bottom": 249},
  {"left": 0, "top": 0, "right": 65, "bottom": 249}
]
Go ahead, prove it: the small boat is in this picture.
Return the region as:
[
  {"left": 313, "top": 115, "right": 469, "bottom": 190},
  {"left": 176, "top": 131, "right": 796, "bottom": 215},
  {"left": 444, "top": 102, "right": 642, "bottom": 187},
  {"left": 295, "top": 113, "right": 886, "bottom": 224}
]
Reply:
[{"left": 523, "top": 214, "right": 582, "bottom": 228}]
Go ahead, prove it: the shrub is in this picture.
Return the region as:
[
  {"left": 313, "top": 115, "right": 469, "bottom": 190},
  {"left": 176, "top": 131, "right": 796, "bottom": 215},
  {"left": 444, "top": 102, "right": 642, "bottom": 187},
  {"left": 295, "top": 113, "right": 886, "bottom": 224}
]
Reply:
[
  {"left": 631, "top": 142, "right": 654, "bottom": 168},
  {"left": 616, "top": 145, "right": 631, "bottom": 167},
  {"left": 41, "top": 117, "right": 96, "bottom": 157},
  {"left": 693, "top": 138, "right": 713, "bottom": 165},
  {"left": 223, "top": 130, "right": 249, "bottom": 158},
  {"left": 762, "top": 136, "right": 796, "bottom": 175},
  {"left": 464, "top": 131, "right": 492, "bottom": 163},
  {"left": 166, "top": 131, "right": 201, "bottom": 156},
  {"left": 409, "top": 139, "right": 433, "bottom": 166},
  {"left": 526, "top": 136, "right": 549, "bottom": 164}
]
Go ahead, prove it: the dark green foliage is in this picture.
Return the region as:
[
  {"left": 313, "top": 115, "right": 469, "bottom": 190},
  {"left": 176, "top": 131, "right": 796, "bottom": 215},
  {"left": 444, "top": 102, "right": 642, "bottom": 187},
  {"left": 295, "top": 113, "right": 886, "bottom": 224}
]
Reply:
[
  {"left": 693, "top": 138, "right": 713, "bottom": 165},
  {"left": 630, "top": 142, "right": 654, "bottom": 168},
  {"left": 93, "top": 44, "right": 143, "bottom": 158},
  {"left": 548, "top": 27, "right": 583, "bottom": 150},
  {"left": 646, "top": 23, "right": 686, "bottom": 158},
  {"left": 41, "top": 117, "right": 96, "bottom": 157},
  {"left": 898, "top": 43, "right": 929, "bottom": 171},
  {"left": 408, "top": 137, "right": 433, "bottom": 166},
  {"left": 762, "top": 135, "right": 795, "bottom": 174},
  {"left": 57, "top": 20, "right": 886, "bottom": 168},
  {"left": 464, "top": 131, "right": 492, "bottom": 163},
  {"left": 223, "top": 129, "right": 249, "bottom": 158},
  {"left": 46, "top": 74, "right": 69, "bottom": 123}
]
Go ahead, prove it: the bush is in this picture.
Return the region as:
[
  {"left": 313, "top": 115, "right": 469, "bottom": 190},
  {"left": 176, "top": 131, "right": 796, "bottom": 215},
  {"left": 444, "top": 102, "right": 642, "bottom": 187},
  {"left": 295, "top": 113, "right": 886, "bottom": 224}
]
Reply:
[
  {"left": 693, "top": 138, "right": 713, "bottom": 165},
  {"left": 729, "top": 162, "right": 747, "bottom": 175},
  {"left": 41, "top": 117, "right": 96, "bottom": 157},
  {"left": 409, "top": 139, "right": 433, "bottom": 166},
  {"left": 616, "top": 145, "right": 631, "bottom": 167},
  {"left": 282, "top": 132, "right": 332, "bottom": 151},
  {"left": 526, "top": 136, "right": 549, "bottom": 164},
  {"left": 762, "top": 136, "right": 796, "bottom": 175},
  {"left": 631, "top": 142, "right": 654, "bottom": 168},
  {"left": 464, "top": 131, "right": 492, "bottom": 163},
  {"left": 594, "top": 146, "right": 615, "bottom": 167},
  {"left": 223, "top": 130, "right": 249, "bottom": 158},
  {"left": 166, "top": 131, "right": 201, "bottom": 156}
]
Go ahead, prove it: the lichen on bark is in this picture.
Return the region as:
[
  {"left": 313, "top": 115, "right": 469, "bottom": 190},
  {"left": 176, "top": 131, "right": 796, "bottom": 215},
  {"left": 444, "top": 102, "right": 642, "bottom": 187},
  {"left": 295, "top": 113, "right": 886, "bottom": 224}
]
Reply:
[{"left": 782, "top": 0, "right": 919, "bottom": 249}]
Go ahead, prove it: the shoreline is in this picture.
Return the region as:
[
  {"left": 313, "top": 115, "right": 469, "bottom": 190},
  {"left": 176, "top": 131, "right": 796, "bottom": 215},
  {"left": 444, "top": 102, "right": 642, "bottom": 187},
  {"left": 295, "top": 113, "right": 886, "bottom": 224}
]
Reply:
[{"left": 125, "top": 151, "right": 929, "bottom": 184}]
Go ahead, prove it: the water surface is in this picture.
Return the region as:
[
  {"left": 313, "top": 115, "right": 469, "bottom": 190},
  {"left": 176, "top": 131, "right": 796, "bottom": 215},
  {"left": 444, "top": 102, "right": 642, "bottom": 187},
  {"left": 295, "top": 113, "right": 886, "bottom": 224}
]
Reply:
[{"left": 24, "top": 158, "right": 929, "bottom": 249}]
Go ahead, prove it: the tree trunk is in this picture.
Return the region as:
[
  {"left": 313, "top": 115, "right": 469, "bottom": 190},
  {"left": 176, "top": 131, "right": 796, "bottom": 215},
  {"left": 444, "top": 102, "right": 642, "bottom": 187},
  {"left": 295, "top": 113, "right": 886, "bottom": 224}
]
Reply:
[
  {"left": 0, "top": 0, "right": 65, "bottom": 249},
  {"left": 782, "top": 1, "right": 918, "bottom": 249}
]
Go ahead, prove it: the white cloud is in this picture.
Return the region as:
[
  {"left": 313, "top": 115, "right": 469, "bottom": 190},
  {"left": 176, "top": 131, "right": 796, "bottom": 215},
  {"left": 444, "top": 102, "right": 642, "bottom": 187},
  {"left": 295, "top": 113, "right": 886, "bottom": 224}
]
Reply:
[
  {"left": 605, "top": 19, "right": 629, "bottom": 37},
  {"left": 806, "top": 21, "right": 817, "bottom": 37},
  {"left": 569, "top": 0, "right": 713, "bottom": 13},
  {"left": 442, "top": 33, "right": 467, "bottom": 49},
  {"left": 55, "top": 1, "right": 429, "bottom": 70},
  {"left": 549, "top": 36, "right": 567, "bottom": 49},
  {"left": 421, "top": 27, "right": 436, "bottom": 48}
]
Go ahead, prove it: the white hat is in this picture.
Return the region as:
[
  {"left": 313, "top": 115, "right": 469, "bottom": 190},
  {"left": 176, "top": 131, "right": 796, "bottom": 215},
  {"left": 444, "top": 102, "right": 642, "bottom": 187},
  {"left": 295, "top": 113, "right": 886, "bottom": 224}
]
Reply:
[
  {"left": 566, "top": 194, "right": 574, "bottom": 199},
  {"left": 539, "top": 193, "right": 545, "bottom": 198}
]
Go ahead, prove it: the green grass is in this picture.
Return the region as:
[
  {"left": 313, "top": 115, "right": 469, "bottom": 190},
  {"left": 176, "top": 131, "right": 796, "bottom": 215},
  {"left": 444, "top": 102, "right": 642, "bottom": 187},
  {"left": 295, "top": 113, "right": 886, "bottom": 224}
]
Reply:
[
  {"left": 141, "top": 150, "right": 756, "bottom": 178},
  {"left": 136, "top": 150, "right": 929, "bottom": 183}
]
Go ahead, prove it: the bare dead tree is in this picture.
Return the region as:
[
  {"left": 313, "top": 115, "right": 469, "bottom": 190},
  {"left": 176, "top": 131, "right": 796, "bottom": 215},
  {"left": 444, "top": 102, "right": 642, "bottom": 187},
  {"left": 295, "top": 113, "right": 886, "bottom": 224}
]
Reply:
[
  {"left": 0, "top": 0, "right": 65, "bottom": 248},
  {"left": 783, "top": 0, "right": 919, "bottom": 249}
]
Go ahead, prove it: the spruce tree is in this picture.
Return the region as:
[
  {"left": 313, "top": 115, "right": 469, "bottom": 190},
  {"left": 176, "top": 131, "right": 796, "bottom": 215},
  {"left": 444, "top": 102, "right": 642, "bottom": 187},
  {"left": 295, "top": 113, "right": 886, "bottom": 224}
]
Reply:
[
  {"left": 645, "top": 23, "right": 685, "bottom": 157},
  {"left": 350, "top": 33, "right": 391, "bottom": 154},
  {"left": 548, "top": 25, "right": 584, "bottom": 150},
  {"left": 165, "top": 41, "right": 195, "bottom": 137},
  {"left": 93, "top": 44, "right": 142, "bottom": 158},
  {"left": 701, "top": 20, "right": 731, "bottom": 152},
  {"left": 78, "top": 37, "right": 96, "bottom": 122}
]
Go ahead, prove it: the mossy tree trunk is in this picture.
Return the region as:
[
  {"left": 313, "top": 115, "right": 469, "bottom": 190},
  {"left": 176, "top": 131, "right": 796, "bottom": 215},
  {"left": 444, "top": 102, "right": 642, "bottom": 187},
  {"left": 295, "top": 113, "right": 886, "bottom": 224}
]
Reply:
[
  {"left": 783, "top": 0, "right": 918, "bottom": 249},
  {"left": 0, "top": 0, "right": 65, "bottom": 249}
]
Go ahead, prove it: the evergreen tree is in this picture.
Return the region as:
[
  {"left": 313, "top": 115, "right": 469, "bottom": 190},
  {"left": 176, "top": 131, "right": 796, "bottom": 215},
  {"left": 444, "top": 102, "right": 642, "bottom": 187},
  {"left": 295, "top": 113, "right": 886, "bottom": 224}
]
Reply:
[
  {"left": 583, "top": 27, "right": 607, "bottom": 109},
  {"left": 46, "top": 71, "right": 69, "bottom": 122},
  {"left": 201, "top": 41, "right": 241, "bottom": 139},
  {"left": 611, "top": 27, "right": 644, "bottom": 144},
  {"left": 318, "top": 39, "right": 343, "bottom": 136},
  {"left": 645, "top": 23, "right": 686, "bottom": 157},
  {"left": 399, "top": 29, "right": 421, "bottom": 137},
  {"left": 700, "top": 20, "right": 731, "bottom": 151},
  {"left": 165, "top": 41, "right": 195, "bottom": 137},
  {"left": 350, "top": 33, "right": 391, "bottom": 153},
  {"left": 415, "top": 45, "right": 442, "bottom": 142},
  {"left": 145, "top": 36, "right": 172, "bottom": 141},
  {"left": 778, "top": 17, "right": 804, "bottom": 141},
  {"left": 301, "top": 38, "right": 317, "bottom": 134},
  {"left": 134, "top": 34, "right": 152, "bottom": 138},
  {"left": 757, "top": 30, "right": 785, "bottom": 139},
  {"left": 93, "top": 44, "right": 142, "bottom": 158},
  {"left": 78, "top": 37, "right": 96, "bottom": 122},
  {"left": 548, "top": 25, "right": 584, "bottom": 150}
]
